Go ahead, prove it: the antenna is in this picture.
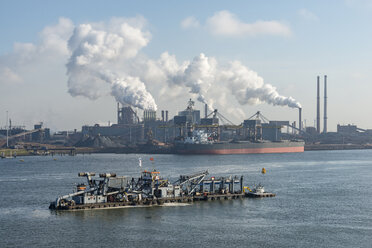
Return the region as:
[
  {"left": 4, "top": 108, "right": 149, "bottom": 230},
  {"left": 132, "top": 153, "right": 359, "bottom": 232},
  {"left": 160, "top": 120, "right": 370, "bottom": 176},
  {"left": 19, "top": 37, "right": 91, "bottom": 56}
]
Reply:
[{"left": 6, "top": 111, "right": 9, "bottom": 148}]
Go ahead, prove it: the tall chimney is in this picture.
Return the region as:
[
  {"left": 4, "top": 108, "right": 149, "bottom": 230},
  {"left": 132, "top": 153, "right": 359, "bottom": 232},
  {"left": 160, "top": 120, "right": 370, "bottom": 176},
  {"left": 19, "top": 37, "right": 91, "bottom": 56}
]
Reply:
[
  {"left": 161, "top": 110, "right": 164, "bottom": 122},
  {"left": 299, "top": 108, "right": 302, "bottom": 133},
  {"left": 117, "top": 102, "right": 120, "bottom": 124},
  {"left": 323, "top": 75, "right": 327, "bottom": 133},
  {"left": 205, "top": 104, "right": 208, "bottom": 118},
  {"left": 316, "top": 76, "right": 320, "bottom": 134},
  {"left": 165, "top": 110, "right": 168, "bottom": 122}
]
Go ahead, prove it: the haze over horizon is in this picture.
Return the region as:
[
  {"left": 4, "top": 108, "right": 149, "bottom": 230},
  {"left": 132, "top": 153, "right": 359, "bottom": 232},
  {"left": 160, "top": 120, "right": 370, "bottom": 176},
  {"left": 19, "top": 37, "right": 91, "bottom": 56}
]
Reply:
[{"left": 1, "top": 0, "right": 372, "bottom": 132}]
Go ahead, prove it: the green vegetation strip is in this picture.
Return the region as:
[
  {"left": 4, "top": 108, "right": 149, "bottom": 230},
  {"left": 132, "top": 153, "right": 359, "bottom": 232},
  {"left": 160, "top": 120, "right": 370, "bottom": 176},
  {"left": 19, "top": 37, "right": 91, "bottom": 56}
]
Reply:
[{"left": 0, "top": 149, "right": 32, "bottom": 156}]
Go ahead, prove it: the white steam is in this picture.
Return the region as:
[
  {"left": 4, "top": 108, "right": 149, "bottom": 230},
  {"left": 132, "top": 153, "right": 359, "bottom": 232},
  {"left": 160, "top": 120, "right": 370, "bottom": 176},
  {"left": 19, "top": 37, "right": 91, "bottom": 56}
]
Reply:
[
  {"left": 153, "top": 53, "right": 301, "bottom": 110},
  {"left": 156, "top": 52, "right": 217, "bottom": 110},
  {"left": 65, "top": 17, "right": 299, "bottom": 112},
  {"left": 66, "top": 18, "right": 157, "bottom": 110},
  {"left": 220, "top": 61, "right": 302, "bottom": 108}
]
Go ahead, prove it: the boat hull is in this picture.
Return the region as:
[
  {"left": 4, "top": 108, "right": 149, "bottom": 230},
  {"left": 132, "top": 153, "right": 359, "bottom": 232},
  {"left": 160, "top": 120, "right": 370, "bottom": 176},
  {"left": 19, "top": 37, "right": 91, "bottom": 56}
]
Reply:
[{"left": 175, "top": 141, "right": 304, "bottom": 155}]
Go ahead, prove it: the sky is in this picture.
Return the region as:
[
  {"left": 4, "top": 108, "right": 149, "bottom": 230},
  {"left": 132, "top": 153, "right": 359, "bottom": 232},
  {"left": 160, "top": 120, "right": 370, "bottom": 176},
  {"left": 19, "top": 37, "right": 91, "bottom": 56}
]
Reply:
[{"left": 1, "top": 0, "right": 372, "bottom": 132}]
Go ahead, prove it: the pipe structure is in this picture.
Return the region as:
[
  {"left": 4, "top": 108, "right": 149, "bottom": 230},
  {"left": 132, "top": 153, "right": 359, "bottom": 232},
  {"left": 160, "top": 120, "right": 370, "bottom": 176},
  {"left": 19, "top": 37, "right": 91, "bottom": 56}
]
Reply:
[
  {"left": 316, "top": 76, "right": 320, "bottom": 134},
  {"left": 323, "top": 75, "right": 327, "bottom": 133}
]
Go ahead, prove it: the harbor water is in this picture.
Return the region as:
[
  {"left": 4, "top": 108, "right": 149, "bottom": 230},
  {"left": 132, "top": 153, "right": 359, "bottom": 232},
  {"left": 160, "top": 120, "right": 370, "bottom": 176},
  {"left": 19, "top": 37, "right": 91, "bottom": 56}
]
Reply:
[{"left": 0, "top": 150, "right": 371, "bottom": 247}]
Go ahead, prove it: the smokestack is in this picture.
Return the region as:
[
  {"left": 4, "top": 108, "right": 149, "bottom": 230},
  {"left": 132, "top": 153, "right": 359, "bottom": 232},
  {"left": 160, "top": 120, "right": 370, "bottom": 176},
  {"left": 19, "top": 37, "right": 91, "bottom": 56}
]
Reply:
[
  {"left": 299, "top": 108, "right": 302, "bottom": 133},
  {"left": 323, "top": 75, "right": 327, "bottom": 133},
  {"left": 117, "top": 102, "right": 120, "bottom": 124},
  {"left": 165, "top": 110, "right": 168, "bottom": 122},
  {"left": 316, "top": 76, "right": 320, "bottom": 134},
  {"left": 161, "top": 110, "right": 164, "bottom": 122},
  {"left": 205, "top": 104, "right": 208, "bottom": 118}
]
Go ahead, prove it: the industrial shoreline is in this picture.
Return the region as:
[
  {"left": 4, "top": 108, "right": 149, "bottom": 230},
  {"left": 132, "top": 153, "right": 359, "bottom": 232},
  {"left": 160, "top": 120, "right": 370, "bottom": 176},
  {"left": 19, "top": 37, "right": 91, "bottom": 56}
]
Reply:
[
  {"left": 3, "top": 78, "right": 372, "bottom": 157},
  {"left": 3, "top": 88, "right": 372, "bottom": 156}
]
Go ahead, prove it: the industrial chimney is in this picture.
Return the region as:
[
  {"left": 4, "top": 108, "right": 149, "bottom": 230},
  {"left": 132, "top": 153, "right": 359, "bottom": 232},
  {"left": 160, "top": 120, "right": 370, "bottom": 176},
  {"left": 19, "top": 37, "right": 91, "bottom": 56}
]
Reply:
[
  {"left": 117, "top": 102, "right": 120, "bottom": 124},
  {"left": 165, "top": 110, "right": 169, "bottom": 122},
  {"left": 316, "top": 76, "right": 320, "bottom": 134},
  {"left": 205, "top": 104, "right": 208, "bottom": 118},
  {"left": 323, "top": 75, "right": 327, "bottom": 133},
  {"left": 299, "top": 108, "right": 302, "bottom": 133}
]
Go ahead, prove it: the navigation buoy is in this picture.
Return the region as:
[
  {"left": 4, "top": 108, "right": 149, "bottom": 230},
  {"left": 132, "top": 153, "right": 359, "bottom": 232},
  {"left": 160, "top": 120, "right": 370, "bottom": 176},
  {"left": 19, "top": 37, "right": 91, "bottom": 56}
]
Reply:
[
  {"left": 150, "top": 157, "right": 154, "bottom": 161},
  {"left": 261, "top": 168, "right": 266, "bottom": 174}
]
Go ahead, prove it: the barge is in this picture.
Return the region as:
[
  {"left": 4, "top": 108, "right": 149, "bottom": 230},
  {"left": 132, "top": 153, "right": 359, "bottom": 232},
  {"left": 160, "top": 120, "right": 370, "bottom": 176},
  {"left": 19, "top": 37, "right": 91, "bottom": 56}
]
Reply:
[{"left": 49, "top": 170, "right": 274, "bottom": 211}]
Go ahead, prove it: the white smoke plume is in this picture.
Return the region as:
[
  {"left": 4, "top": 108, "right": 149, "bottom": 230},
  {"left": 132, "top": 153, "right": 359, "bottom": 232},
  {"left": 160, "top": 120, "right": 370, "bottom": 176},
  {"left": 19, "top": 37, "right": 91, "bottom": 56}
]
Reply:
[
  {"left": 220, "top": 61, "right": 301, "bottom": 108},
  {"left": 65, "top": 17, "right": 299, "bottom": 112},
  {"left": 156, "top": 52, "right": 217, "bottom": 110},
  {"left": 101, "top": 72, "right": 157, "bottom": 110},
  {"left": 153, "top": 53, "right": 301, "bottom": 110},
  {"left": 66, "top": 18, "right": 157, "bottom": 110}
]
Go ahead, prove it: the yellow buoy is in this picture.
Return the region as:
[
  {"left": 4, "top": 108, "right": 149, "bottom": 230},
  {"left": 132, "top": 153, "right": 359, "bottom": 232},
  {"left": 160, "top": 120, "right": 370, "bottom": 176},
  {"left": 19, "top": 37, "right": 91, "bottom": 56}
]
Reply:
[
  {"left": 261, "top": 168, "right": 266, "bottom": 174},
  {"left": 54, "top": 158, "right": 57, "bottom": 161},
  {"left": 19, "top": 159, "right": 24, "bottom": 162}
]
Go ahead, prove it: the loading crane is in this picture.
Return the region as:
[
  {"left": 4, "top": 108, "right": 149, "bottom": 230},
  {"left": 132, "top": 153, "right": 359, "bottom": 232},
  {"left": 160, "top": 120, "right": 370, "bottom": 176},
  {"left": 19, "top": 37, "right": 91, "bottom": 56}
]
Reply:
[{"left": 174, "top": 170, "right": 209, "bottom": 195}]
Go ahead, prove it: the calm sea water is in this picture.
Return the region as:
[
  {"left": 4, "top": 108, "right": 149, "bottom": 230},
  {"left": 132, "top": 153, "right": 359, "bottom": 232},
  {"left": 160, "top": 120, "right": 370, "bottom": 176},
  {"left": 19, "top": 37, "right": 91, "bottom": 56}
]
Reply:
[{"left": 0, "top": 150, "right": 371, "bottom": 247}]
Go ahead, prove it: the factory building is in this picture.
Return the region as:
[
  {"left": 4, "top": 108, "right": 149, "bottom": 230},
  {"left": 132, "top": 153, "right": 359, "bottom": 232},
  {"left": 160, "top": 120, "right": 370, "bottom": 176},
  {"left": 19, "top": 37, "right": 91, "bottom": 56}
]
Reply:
[
  {"left": 82, "top": 104, "right": 144, "bottom": 144},
  {"left": 31, "top": 123, "right": 50, "bottom": 142},
  {"left": 81, "top": 103, "right": 177, "bottom": 144},
  {"left": 337, "top": 124, "right": 357, "bottom": 134},
  {"left": 176, "top": 99, "right": 201, "bottom": 125},
  {"left": 82, "top": 124, "right": 144, "bottom": 143},
  {"left": 143, "top": 110, "right": 175, "bottom": 143},
  {"left": 172, "top": 99, "right": 201, "bottom": 138},
  {"left": 118, "top": 104, "right": 140, "bottom": 125}
]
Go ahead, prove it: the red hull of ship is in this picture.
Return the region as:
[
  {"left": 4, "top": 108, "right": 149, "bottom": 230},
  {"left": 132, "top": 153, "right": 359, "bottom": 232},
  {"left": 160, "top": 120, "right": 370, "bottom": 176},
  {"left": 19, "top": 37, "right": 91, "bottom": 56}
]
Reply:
[{"left": 178, "top": 146, "right": 304, "bottom": 155}]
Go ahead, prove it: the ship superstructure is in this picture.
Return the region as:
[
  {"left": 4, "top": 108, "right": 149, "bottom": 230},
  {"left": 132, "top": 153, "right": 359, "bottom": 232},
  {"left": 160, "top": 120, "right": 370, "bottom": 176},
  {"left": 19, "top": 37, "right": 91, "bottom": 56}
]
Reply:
[{"left": 174, "top": 106, "right": 305, "bottom": 155}]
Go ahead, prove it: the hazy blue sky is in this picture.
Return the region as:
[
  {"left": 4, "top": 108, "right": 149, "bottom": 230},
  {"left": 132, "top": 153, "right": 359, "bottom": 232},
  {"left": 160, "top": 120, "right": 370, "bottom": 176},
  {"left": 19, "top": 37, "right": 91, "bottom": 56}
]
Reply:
[{"left": 1, "top": 0, "right": 371, "bottom": 131}]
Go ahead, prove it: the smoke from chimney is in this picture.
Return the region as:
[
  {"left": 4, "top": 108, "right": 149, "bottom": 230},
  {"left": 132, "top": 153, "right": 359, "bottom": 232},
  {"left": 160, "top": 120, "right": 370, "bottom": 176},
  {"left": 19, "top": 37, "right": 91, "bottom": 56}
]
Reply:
[
  {"left": 66, "top": 19, "right": 157, "bottom": 110},
  {"left": 64, "top": 18, "right": 301, "bottom": 113},
  {"left": 158, "top": 53, "right": 301, "bottom": 110}
]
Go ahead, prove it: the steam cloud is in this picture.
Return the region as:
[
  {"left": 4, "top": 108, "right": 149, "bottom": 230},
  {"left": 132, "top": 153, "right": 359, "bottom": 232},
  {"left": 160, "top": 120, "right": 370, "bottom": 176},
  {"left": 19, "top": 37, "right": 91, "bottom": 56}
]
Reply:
[
  {"left": 66, "top": 18, "right": 157, "bottom": 110},
  {"left": 155, "top": 53, "right": 301, "bottom": 109},
  {"left": 65, "top": 17, "right": 300, "bottom": 112},
  {"left": 220, "top": 61, "right": 302, "bottom": 108},
  {"left": 157, "top": 52, "right": 216, "bottom": 110}
]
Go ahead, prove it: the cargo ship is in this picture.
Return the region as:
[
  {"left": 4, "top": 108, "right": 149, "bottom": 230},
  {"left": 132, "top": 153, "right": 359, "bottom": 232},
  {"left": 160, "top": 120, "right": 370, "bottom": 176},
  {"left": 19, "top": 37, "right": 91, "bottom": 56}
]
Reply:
[
  {"left": 174, "top": 130, "right": 304, "bottom": 155},
  {"left": 49, "top": 169, "right": 274, "bottom": 211},
  {"left": 172, "top": 100, "right": 304, "bottom": 155},
  {"left": 175, "top": 140, "right": 304, "bottom": 155}
]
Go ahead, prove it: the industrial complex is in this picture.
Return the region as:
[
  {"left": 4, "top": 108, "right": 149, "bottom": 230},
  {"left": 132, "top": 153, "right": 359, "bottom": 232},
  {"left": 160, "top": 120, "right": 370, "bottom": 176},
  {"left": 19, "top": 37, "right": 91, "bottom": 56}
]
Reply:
[{"left": 2, "top": 76, "right": 372, "bottom": 155}]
